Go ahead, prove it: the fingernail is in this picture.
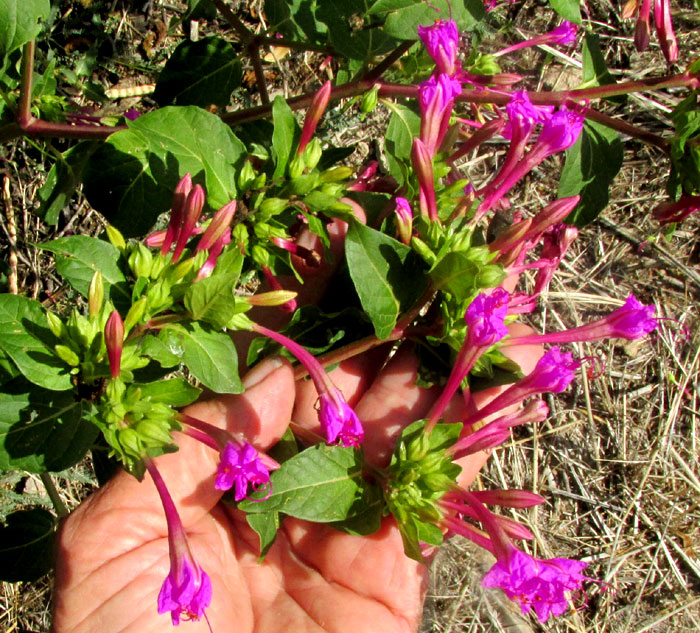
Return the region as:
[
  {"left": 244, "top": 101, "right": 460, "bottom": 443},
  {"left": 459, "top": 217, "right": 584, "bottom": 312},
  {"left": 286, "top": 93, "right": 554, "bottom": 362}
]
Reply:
[{"left": 243, "top": 356, "right": 285, "bottom": 389}]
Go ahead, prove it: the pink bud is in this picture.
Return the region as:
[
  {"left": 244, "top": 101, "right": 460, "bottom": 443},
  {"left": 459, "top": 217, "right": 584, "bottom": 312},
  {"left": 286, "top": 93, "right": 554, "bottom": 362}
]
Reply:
[
  {"left": 172, "top": 184, "right": 205, "bottom": 262},
  {"left": 196, "top": 200, "right": 236, "bottom": 252},
  {"left": 105, "top": 310, "right": 124, "bottom": 379},
  {"left": 161, "top": 174, "right": 192, "bottom": 255},
  {"left": 394, "top": 197, "right": 413, "bottom": 245},
  {"left": 411, "top": 138, "right": 438, "bottom": 221},
  {"left": 298, "top": 81, "right": 332, "bottom": 154}
]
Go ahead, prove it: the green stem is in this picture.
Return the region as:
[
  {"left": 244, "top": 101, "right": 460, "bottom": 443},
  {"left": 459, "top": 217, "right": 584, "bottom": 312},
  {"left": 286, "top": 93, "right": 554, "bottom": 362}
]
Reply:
[{"left": 40, "top": 472, "right": 69, "bottom": 518}]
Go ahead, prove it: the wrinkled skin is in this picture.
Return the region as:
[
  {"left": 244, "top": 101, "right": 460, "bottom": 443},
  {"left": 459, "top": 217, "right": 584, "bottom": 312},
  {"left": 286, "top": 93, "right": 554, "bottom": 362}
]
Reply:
[{"left": 53, "top": 330, "right": 541, "bottom": 633}]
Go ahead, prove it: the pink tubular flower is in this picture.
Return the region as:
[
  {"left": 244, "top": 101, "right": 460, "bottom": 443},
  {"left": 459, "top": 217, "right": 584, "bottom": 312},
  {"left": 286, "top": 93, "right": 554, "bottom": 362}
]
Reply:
[
  {"left": 465, "top": 287, "right": 510, "bottom": 347},
  {"left": 425, "top": 289, "right": 510, "bottom": 431},
  {"left": 463, "top": 347, "right": 579, "bottom": 428},
  {"left": 298, "top": 80, "right": 332, "bottom": 155},
  {"left": 261, "top": 266, "right": 297, "bottom": 313},
  {"left": 251, "top": 323, "right": 364, "bottom": 446},
  {"left": 145, "top": 459, "right": 212, "bottom": 626},
  {"left": 419, "top": 74, "right": 462, "bottom": 155},
  {"left": 417, "top": 19, "right": 460, "bottom": 76},
  {"left": 494, "top": 21, "right": 578, "bottom": 57},
  {"left": 503, "top": 295, "right": 658, "bottom": 347},
  {"left": 104, "top": 310, "right": 124, "bottom": 378},
  {"left": 319, "top": 388, "right": 365, "bottom": 446},
  {"left": 216, "top": 441, "right": 273, "bottom": 501},
  {"left": 653, "top": 195, "right": 700, "bottom": 225},
  {"left": 477, "top": 106, "right": 585, "bottom": 218},
  {"left": 394, "top": 197, "right": 413, "bottom": 245},
  {"left": 634, "top": 0, "right": 652, "bottom": 51},
  {"left": 482, "top": 546, "right": 588, "bottom": 622}
]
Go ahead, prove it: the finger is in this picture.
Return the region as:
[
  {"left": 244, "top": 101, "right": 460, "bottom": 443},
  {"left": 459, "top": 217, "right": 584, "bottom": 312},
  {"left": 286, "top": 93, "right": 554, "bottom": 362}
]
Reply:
[{"left": 354, "top": 344, "right": 442, "bottom": 467}]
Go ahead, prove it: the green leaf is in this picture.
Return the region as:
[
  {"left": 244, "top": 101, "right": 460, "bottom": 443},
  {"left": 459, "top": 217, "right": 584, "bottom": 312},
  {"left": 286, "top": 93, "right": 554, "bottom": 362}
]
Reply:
[
  {"left": 0, "top": 508, "right": 56, "bottom": 582},
  {"left": 558, "top": 120, "right": 622, "bottom": 226},
  {"left": 153, "top": 36, "right": 242, "bottom": 109},
  {"left": 36, "top": 141, "right": 99, "bottom": 225},
  {"left": 82, "top": 107, "right": 245, "bottom": 237},
  {"left": 239, "top": 444, "right": 377, "bottom": 522},
  {"left": 264, "top": 0, "right": 328, "bottom": 44},
  {"left": 330, "top": 501, "right": 383, "bottom": 536},
  {"left": 582, "top": 33, "right": 616, "bottom": 89},
  {"left": 345, "top": 220, "right": 427, "bottom": 339},
  {"left": 137, "top": 378, "right": 201, "bottom": 407},
  {"left": 378, "top": 0, "right": 486, "bottom": 39},
  {"left": 429, "top": 250, "right": 480, "bottom": 298},
  {"left": 246, "top": 511, "right": 280, "bottom": 561},
  {"left": 316, "top": 0, "right": 400, "bottom": 60},
  {"left": 0, "top": 0, "right": 50, "bottom": 59},
  {"left": 384, "top": 102, "right": 420, "bottom": 186},
  {"left": 271, "top": 95, "right": 300, "bottom": 180},
  {"left": 548, "top": 0, "right": 581, "bottom": 24},
  {"left": 40, "top": 235, "right": 131, "bottom": 310},
  {"left": 0, "top": 377, "right": 97, "bottom": 472},
  {"left": 139, "top": 334, "right": 181, "bottom": 368},
  {"left": 161, "top": 322, "right": 242, "bottom": 393},
  {"left": 184, "top": 249, "right": 243, "bottom": 329},
  {"left": 0, "top": 294, "right": 72, "bottom": 391}
]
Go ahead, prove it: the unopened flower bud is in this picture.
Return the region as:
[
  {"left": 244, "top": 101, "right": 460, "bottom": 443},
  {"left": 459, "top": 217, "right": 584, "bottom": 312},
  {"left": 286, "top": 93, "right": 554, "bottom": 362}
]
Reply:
[
  {"left": 245, "top": 290, "right": 299, "bottom": 306},
  {"left": 119, "top": 427, "right": 142, "bottom": 457},
  {"left": 172, "top": 184, "right": 205, "bottom": 262},
  {"left": 304, "top": 138, "right": 323, "bottom": 170},
  {"left": 298, "top": 80, "right": 332, "bottom": 155},
  {"left": 87, "top": 272, "right": 104, "bottom": 317},
  {"left": 394, "top": 197, "right": 414, "bottom": 245},
  {"left": 197, "top": 201, "right": 236, "bottom": 252},
  {"left": 55, "top": 344, "right": 80, "bottom": 367},
  {"left": 46, "top": 311, "right": 67, "bottom": 339},
  {"left": 105, "top": 225, "right": 126, "bottom": 251},
  {"left": 361, "top": 84, "right": 380, "bottom": 113},
  {"left": 321, "top": 166, "right": 354, "bottom": 182},
  {"left": 238, "top": 161, "right": 257, "bottom": 192},
  {"left": 137, "top": 419, "right": 174, "bottom": 446},
  {"left": 105, "top": 310, "right": 124, "bottom": 379},
  {"left": 123, "top": 297, "right": 147, "bottom": 333},
  {"left": 129, "top": 244, "right": 153, "bottom": 278}
]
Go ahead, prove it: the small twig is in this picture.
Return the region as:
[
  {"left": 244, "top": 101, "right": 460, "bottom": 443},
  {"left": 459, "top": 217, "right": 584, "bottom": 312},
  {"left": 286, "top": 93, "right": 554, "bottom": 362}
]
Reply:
[
  {"left": 249, "top": 43, "right": 271, "bottom": 105},
  {"left": 2, "top": 175, "right": 18, "bottom": 294},
  {"left": 40, "top": 472, "right": 69, "bottom": 518},
  {"left": 18, "top": 40, "right": 35, "bottom": 129},
  {"left": 210, "top": 0, "right": 251, "bottom": 43}
]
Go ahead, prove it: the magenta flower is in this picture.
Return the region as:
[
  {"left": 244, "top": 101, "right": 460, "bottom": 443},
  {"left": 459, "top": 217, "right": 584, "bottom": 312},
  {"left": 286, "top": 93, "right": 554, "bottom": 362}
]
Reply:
[
  {"left": 495, "top": 21, "right": 578, "bottom": 57},
  {"left": 482, "top": 547, "right": 588, "bottom": 622},
  {"left": 417, "top": 19, "right": 460, "bottom": 75},
  {"left": 145, "top": 459, "right": 212, "bottom": 626},
  {"left": 104, "top": 310, "right": 124, "bottom": 379},
  {"left": 419, "top": 73, "right": 462, "bottom": 155},
  {"left": 504, "top": 295, "right": 658, "bottom": 347},
  {"left": 425, "top": 289, "right": 510, "bottom": 431},
  {"left": 158, "top": 559, "right": 212, "bottom": 626},
  {"left": 215, "top": 441, "right": 273, "bottom": 501},
  {"left": 463, "top": 347, "right": 579, "bottom": 428},
  {"left": 319, "top": 388, "right": 365, "bottom": 446},
  {"left": 537, "top": 106, "right": 585, "bottom": 155},
  {"left": 502, "top": 90, "right": 553, "bottom": 140},
  {"left": 251, "top": 324, "right": 364, "bottom": 447},
  {"left": 465, "top": 288, "right": 510, "bottom": 347}
]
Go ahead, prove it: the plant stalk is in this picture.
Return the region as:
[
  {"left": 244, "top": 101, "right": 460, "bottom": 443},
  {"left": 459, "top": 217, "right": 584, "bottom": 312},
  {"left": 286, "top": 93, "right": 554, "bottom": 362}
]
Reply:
[{"left": 40, "top": 472, "right": 69, "bottom": 518}]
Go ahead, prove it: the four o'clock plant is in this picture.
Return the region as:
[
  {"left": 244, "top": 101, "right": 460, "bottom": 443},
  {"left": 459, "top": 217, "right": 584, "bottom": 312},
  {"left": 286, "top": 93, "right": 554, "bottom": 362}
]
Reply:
[{"left": 2, "top": 3, "right": 691, "bottom": 629}]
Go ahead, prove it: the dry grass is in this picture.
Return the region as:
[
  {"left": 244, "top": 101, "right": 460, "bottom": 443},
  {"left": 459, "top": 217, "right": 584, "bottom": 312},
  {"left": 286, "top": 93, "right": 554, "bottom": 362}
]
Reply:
[{"left": 2, "top": 1, "right": 700, "bottom": 632}]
